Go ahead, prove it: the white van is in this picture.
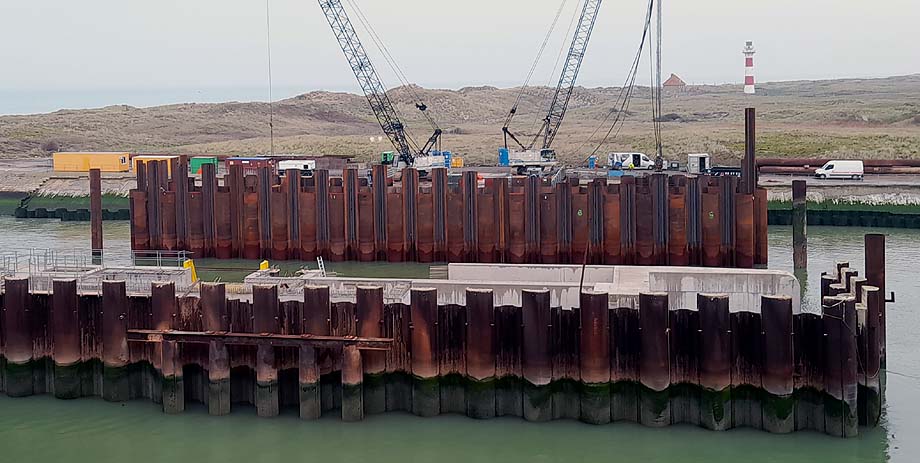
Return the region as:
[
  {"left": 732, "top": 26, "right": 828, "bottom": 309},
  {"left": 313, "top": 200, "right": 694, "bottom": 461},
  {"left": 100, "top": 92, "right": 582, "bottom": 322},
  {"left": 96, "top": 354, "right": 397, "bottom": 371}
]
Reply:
[
  {"left": 608, "top": 152, "right": 655, "bottom": 170},
  {"left": 814, "top": 160, "right": 864, "bottom": 180}
]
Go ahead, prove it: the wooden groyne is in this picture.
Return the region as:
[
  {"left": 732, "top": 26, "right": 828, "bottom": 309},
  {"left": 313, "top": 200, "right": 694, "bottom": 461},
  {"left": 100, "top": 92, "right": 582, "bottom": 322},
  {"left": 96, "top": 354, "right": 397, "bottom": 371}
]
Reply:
[
  {"left": 0, "top": 238, "right": 886, "bottom": 437},
  {"left": 129, "top": 159, "right": 768, "bottom": 266}
]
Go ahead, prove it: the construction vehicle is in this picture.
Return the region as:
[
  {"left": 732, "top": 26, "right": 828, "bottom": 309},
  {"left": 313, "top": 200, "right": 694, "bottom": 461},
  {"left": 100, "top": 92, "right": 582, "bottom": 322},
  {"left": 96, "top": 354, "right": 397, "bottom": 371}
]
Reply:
[
  {"left": 501, "top": 0, "right": 603, "bottom": 176},
  {"left": 277, "top": 159, "right": 317, "bottom": 177},
  {"left": 608, "top": 152, "right": 656, "bottom": 170},
  {"left": 318, "top": 0, "right": 444, "bottom": 178}
]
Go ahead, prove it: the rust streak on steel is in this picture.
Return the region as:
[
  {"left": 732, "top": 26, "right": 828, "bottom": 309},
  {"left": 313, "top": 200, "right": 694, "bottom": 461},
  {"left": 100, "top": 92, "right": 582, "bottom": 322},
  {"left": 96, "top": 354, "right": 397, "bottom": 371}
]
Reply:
[
  {"left": 344, "top": 168, "right": 360, "bottom": 261},
  {"left": 201, "top": 163, "right": 217, "bottom": 257},
  {"left": 667, "top": 176, "right": 688, "bottom": 266},
  {"left": 129, "top": 167, "right": 773, "bottom": 267},
  {"left": 372, "top": 165, "right": 389, "bottom": 261},
  {"left": 175, "top": 156, "right": 190, "bottom": 250},
  {"left": 524, "top": 175, "right": 541, "bottom": 263},
  {"left": 126, "top": 330, "right": 393, "bottom": 350},
  {"left": 403, "top": 168, "right": 419, "bottom": 261},
  {"left": 432, "top": 168, "right": 448, "bottom": 262}
]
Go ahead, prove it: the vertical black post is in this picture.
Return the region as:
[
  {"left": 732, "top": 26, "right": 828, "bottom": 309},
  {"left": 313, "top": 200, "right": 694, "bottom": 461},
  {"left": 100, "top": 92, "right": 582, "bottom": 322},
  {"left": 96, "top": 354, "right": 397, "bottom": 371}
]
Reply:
[
  {"left": 792, "top": 180, "right": 807, "bottom": 270},
  {"left": 742, "top": 108, "right": 757, "bottom": 195},
  {"left": 90, "top": 168, "right": 103, "bottom": 265}
]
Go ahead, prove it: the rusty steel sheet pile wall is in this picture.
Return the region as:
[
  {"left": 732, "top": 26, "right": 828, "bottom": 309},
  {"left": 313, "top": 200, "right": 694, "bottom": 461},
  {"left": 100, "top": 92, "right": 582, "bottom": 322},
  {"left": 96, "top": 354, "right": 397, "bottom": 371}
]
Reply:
[
  {"left": 129, "top": 166, "right": 768, "bottom": 267},
  {"left": 0, "top": 248, "right": 883, "bottom": 436}
]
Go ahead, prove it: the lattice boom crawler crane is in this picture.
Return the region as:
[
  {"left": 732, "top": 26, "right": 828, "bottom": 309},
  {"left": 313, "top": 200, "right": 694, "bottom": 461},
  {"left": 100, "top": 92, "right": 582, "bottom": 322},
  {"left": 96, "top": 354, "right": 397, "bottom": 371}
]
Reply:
[
  {"left": 501, "top": 0, "right": 603, "bottom": 176},
  {"left": 318, "top": 0, "right": 444, "bottom": 177}
]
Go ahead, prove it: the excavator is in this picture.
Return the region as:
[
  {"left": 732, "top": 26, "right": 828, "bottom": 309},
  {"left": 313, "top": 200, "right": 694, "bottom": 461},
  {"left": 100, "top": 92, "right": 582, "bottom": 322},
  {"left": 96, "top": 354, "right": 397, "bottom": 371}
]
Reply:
[
  {"left": 318, "top": 0, "right": 445, "bottom": 178},
  {"left": 501, "top": 0, "right": 602, "bottom": 176}
]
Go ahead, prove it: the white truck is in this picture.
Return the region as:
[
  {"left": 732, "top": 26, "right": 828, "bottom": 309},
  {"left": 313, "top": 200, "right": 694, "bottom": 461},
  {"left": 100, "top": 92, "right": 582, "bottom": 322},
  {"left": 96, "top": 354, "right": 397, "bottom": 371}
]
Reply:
[
  {"left": 508, "top": 149, "right": 559, "bottom": 176},
  {"left": 277, "top": 160, "right": 317, "bottom": 177},
  {"left": 608, "top": 152, "right": 656, "bottom": 170},
  {"left": 412, "top": 153, "right": 448, "bottom": 178},
  {"left": 814, "top": 160, "right": 864, "bottom": 180},
  {"left": 687, "top": 153, "right": 711, "bottom": 175}
]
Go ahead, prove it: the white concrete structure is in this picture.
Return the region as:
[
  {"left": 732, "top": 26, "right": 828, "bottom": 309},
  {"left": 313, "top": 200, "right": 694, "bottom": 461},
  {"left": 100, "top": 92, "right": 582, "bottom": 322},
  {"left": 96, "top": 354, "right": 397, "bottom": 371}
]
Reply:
[
  {"left": 744, "top": 41, "right": 757, "bottom": 94},
  {"left": 244, "top": 263, "right": 801, "bottom": 314}
]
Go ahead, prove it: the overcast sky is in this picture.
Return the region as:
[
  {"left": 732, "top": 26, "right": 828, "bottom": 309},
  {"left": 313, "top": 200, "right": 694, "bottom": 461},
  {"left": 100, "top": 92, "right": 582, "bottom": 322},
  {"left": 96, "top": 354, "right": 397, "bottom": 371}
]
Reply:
[{"left": 0, "top": 0, "right": 917, "bottom": 98}]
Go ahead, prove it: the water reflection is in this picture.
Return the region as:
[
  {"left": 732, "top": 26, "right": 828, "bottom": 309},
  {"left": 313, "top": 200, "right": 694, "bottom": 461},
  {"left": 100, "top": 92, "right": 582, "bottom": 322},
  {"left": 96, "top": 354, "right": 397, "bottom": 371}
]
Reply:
[{"left": 0, "top": 218, "right": 918, "bottom": 461}]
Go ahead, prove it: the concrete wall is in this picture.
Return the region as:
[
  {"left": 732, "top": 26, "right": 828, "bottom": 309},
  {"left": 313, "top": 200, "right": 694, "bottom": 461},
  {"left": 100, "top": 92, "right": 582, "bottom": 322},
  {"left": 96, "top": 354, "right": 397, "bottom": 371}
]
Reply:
[{"left": 243, "top": 264, "right": 799, "bottom": 313}]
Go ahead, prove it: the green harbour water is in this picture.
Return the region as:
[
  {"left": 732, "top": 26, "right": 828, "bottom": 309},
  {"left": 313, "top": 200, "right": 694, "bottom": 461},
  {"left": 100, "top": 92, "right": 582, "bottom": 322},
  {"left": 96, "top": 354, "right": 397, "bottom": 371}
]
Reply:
[{"left": 1, "top": 216, "right": 919, "bottom": 462}]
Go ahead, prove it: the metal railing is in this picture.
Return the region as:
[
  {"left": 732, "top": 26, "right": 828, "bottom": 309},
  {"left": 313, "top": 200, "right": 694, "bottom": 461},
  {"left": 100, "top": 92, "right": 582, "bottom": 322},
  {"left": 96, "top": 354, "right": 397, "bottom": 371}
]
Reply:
[
  {"left": 132, "top": 250, "right": 192, "bottom": 268},
  {"left": 0, "top": 248, "right": 192, "bottom": 294}
]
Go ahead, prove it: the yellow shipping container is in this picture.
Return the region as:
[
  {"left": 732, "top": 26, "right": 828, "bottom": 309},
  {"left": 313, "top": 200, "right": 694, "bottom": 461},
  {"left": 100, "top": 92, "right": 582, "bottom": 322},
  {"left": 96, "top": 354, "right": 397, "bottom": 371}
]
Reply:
[
  {"left": 52, "top": 152, "right": 132, "bottom": 172},
  {"left": 450, "top": 156, "right": 465, "bottom": 168},
  {"left": 133, "top": 155, "right": 179, "bottom": 175}
]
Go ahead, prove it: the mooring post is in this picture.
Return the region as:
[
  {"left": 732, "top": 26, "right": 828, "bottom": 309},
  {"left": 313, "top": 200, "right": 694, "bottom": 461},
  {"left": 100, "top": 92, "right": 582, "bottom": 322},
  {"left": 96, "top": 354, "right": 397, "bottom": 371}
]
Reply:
[
  {"left": 201, "top": 283, "right": 230, "bottom": 416},
  {"left": 409, "top": 288, "right": 439, "bottom": 417},
  {"left": 465, "top": 288, "right": 496, "bottom": 419},
  {"left": 792, "top": 180, "right": 807, "bottom": 270},
  {"left": 51, "top": 279, "right": 81, "bottom": 399},
  {"left": 639, "top": 292, "right": 671, "bottom": 427},
  {"left": 101, "top": 280, "right": 130, "bottom": 402},
  {"left": 342, "top": 344, "right": 364, "bottom": 422},
  {"left": 90, "top": 168, "right": 103, "bottom": 265}
]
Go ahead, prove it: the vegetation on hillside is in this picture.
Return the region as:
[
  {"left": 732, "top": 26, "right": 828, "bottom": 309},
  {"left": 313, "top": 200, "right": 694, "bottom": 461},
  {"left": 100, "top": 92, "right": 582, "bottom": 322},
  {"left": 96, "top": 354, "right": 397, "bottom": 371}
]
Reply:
[{"left": 2, "top": 75, "right": 918, "bottom": 166}]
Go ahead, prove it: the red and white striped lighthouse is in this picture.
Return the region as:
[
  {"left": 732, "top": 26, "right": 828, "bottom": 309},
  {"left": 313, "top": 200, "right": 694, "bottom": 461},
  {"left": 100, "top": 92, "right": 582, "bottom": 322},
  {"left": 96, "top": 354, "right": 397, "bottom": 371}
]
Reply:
[{"left": 743, "top": 41, "right": 756, "bottom": 94}]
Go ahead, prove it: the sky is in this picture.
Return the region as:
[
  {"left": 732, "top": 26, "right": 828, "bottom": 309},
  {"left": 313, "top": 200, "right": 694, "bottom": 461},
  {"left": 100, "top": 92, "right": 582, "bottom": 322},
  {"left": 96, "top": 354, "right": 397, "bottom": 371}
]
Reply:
[{"left": 0, "top": 0, "right": 917, "bottom": 113}]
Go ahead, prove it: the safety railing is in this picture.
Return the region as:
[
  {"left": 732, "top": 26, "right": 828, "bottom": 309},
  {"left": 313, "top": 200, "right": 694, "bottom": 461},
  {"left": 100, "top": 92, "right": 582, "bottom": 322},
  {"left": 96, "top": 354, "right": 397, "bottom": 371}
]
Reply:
[{"left": 132, "top": 250, "right": 192, "bottom": 268}]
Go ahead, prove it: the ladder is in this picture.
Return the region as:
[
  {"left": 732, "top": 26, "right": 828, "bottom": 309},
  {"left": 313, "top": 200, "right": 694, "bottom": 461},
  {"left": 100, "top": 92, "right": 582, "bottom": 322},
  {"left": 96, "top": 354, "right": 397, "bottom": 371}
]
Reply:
[{"left": 316, "top": 257, "right": 327, "bottom": 277}]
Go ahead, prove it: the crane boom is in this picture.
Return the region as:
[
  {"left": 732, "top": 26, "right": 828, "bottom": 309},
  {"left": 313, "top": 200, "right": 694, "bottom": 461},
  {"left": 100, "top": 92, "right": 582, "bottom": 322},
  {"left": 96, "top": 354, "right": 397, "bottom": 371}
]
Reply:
[
  {"left": 318, "top": 0, "right": 440, "bottom": 167},
  {"left": 539, "top": 0, "right": 602, "bottom": 150},
  {"left": 504, "top": 0, "right": 603, "bottom": 153}
]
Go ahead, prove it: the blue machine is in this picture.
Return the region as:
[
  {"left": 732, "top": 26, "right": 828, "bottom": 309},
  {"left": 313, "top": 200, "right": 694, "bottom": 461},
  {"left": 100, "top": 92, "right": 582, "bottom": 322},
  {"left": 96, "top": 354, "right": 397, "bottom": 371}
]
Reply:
[
  {"left": 587, "top": 155, "right": 597, "bottom": 169},
  {"left": 443, "top": 151, "right": 452, "bottom": 167},
  {"left": 498, "top": 148, "right": 510, "bottom": 167}
]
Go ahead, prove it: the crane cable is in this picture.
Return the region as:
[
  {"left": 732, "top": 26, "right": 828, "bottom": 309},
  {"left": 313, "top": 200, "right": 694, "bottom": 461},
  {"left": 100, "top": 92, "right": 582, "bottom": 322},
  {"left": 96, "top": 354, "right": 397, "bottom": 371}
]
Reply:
[
  {"left": 265, "top": 0, "right": 276, "bottom": 156},
  {"left": 528, "top": 0, "right": 583, "bottom": 136},
  {"left": 344, "top": 0, "right": 440, "bottom": 135},
  {"left": 504, "top": 0, "right": 572, "bottom": 130},
  {"left": 574, "top": 0, "right": 655, "bottom": 158},
  {"left": 650, "top": 0, "right": 663, "bottom": 167}
]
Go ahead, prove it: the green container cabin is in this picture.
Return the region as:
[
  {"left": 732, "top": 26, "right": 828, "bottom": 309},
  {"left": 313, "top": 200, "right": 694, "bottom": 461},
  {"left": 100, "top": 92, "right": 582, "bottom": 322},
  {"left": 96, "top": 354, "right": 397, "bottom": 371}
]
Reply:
[{"left": 190, "top": 156, "right": 219, "bottom": 175}]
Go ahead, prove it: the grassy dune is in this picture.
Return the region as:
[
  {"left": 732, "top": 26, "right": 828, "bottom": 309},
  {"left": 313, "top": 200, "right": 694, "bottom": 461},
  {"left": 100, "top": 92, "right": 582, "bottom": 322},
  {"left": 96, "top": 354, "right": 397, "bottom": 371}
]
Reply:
[{"left": 2, "top": 75, "right": 918, "bottom": 166}]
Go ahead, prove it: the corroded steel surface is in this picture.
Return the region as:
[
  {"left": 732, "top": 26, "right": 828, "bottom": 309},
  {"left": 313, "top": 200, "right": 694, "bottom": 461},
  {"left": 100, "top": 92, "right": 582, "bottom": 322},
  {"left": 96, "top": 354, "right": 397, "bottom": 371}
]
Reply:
[{"left": 128, "top": 168, "right": 767, "bottom": 266}]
